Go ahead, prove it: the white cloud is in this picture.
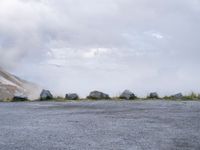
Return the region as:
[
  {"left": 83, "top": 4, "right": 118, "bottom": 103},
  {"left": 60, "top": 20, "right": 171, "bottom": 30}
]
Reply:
[
  {"left": 0, "top": 0, "right": 200, "bottom": 96},
  {"left": 151, "top": 33, "right": 164, "bottom": 39},
  {"left": 83, "top": 48, "right": 110, "bottom": 58}
]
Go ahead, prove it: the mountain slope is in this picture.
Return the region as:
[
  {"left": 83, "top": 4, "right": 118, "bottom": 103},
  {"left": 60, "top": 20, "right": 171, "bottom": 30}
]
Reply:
[{"left": 0, "top": 68, "right": 41, "bottom": 100}]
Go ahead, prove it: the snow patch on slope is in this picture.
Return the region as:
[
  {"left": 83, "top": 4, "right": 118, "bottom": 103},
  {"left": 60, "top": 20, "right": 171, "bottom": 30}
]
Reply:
[{"left": 0, "top": 67, "right": 41, "bottom": 100}]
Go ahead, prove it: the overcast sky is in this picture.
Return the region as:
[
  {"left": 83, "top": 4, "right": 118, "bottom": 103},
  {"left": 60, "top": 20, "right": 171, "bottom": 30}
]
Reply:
[{"left": 0, "top": 0, "right": 200, "bottom": 97}]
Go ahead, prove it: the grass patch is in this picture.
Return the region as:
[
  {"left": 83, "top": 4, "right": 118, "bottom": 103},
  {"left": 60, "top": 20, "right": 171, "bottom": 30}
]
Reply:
[
  {"left": 163, "top": 92, "right": 200, "bottom": 101},
  {"left": 1, "top": 93, "right": 200, "bottom": 102},
  {"left": 46, "top": 96, "right": 66, "bottom": 102},
  {"left": 182, "top": 92, "right": 200, "bottom": 100},
  {"left": 0, "top": 98, "right": 12, "bottom": 102}
]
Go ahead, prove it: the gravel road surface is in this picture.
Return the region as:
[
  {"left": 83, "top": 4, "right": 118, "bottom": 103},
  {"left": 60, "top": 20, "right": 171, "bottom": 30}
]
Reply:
[{"left": 0, "top": 100, "right": 200, "bottom": 150}]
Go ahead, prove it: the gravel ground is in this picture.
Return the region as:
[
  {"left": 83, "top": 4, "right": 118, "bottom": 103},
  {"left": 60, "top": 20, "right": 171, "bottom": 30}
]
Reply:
[{"left": 0, "top": 100, "right": 200, "bottom": 150}]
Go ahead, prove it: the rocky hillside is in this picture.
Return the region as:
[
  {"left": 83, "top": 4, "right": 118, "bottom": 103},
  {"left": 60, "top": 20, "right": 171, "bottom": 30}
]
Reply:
[{"left": 0, "top": 68, "right": 40, "bottom": 100}]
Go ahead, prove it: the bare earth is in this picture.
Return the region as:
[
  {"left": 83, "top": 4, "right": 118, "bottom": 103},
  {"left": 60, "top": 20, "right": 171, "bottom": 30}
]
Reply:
[{"left": 0, "top": 100, "right": 200, "bottom": 150}]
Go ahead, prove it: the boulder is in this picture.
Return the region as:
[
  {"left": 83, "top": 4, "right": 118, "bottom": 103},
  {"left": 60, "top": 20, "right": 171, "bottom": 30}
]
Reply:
[
  {"left": 12, "top": 95, "right": 28, "bottom": 102},
  {"left": 149, "top": 92, "right": 159, "bottom": 99},
  {"left": 40, "top": 89, "right": 53, "bottom": 100},
  {"left": 171, "top": 93, "right": 183, "bottom": 99},
  {"left": 65, "top": 93, "right": 79, "bottom": 100},
  {"left": 120, "top": 90, "right": 136, "bottom": 100},
  {"left": 87, "top": 91, "right": 110, "bottom": 100}
]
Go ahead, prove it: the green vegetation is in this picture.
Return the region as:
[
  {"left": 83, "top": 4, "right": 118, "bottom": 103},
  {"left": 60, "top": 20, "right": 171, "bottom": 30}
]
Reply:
[
  {"left": 47, "top": 96, "right": 66, "bottom": 102},
  {"left": 52, "top": 96, "right": 81, "bottom": 101},
  {"left": 146, "top": 95, "right": 160, "bottom": 99},
  {"left": 163, "top": 92, "right": 200, "bottom": 101},
  {"left": 163, "top": 96, "right": 173, "bottom": 100},
  {"left": 182, "top": 92, "right": 200, "bottom": 100},
  {"left": 0, "top": 93, "right": 200, "bottom": 102},
  {"left": 11, "top": 99, "right": 28, "bottom": 102},
  {"left": 0, "top": 98, "right": 12, "bottom": 102}
]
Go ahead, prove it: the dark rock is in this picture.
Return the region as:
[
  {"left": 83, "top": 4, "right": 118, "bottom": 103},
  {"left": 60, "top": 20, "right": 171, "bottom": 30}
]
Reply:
[
  {"left": 12, "top": 95, "right": 28, "bottom": 102},
  {"left": 87, "top": 91, "right": 110, "bottom": 100},
  {"left": 65, "top": 93, "right": 79, "bottom": 100},
  {"left": 120, "top": 90, "right": 136, "bottom": 100},
  {"left": 149, "top": 92, "right": 159, "bottom": 99},
  {"left": 171, "top": 93, "right": 183, "bottom": 99},
  {"left": 40, "top": 89, "right": 53, "bottom": 100}
]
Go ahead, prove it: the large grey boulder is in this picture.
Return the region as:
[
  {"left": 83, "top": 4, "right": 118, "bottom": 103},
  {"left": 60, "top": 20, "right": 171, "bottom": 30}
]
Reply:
[
  {"left": 87, "top": 91, "right": 110, "bottom": 100},
  {"left": 40, "top": 89, "right": 53, "bottom": 100},
  {"left": 120, "top": 90, "right": 136, "bottom": 100},
  {"left": 171, "top": 93, "right": 183, "bottom": 99},
  {"left": 65, "top": 93, "right": 79, "bottom": 100},
  {"left": 149, "top": 92, "right": 159, "bottom": 99}
]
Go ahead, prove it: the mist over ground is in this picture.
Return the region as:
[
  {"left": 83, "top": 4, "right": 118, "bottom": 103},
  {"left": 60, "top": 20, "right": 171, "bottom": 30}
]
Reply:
[{"left": 0, "top": 0, "right": 200, "bottom": 97}]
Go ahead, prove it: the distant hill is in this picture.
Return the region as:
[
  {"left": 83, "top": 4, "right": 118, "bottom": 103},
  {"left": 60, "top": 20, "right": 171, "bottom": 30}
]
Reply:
[{"left": 0, "top": 68, "right": 41, "bottom": 100}]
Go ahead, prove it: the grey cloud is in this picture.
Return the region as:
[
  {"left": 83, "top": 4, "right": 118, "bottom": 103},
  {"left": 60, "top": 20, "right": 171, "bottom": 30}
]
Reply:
[{"left": 0, "top": 0, "right": 200, "bottom": 96}]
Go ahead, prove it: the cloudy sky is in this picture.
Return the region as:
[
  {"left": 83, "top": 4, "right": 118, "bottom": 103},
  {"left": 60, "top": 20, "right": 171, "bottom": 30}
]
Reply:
[{"left": 0, "top": 0, "right": 200, "bottom": 97}]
